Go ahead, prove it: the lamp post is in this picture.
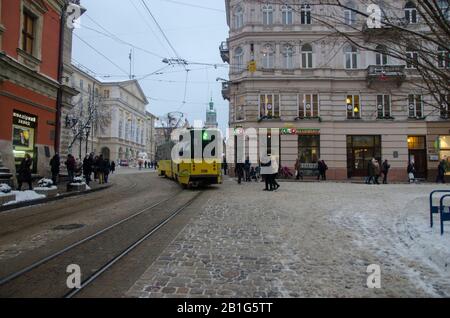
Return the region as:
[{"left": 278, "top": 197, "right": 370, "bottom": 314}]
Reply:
[{"left": 85, "top": 125, "right": 91, "bottom": 156}]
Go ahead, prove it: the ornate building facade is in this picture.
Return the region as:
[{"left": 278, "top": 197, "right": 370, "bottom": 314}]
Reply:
[{"left": 222, "top": 0, "right": 450, "bottom": 181}]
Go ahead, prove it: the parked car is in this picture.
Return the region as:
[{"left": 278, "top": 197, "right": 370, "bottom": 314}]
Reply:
[{"left": 119, "top": 160, "right": 129, "bottom": 167}]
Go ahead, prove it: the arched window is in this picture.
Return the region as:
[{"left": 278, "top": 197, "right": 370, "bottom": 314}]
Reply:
[
  {"left": 375, "top": 45, "right": 388, "bottom": 65},
  {"left": 406, "top": 46, "right": 418, "bottom": 69},
  {"left": 262, "top": 5, "right": 274, "bottom": 25},
  {"left": 438, "top": 46, "right": 449, "bottom": 69},
  {"left": 234, "top": 5, "right": 244, "bottom": 29},
  {"left": 283, "top": 45, "right": 294, "bottom": 69},
  {"left": 344, "top": 2, "right": 356, "bottom": 25},
  {"left": 234, "top": 47, "right": 244, "bottom": 71},
  {"left": 301, "top": 4, "right": 312, "bottom": 25},
  {"left": 281, "top": 5, "right": 293, "bottom": 25},
  {"left": 301, "top": 43, "right": 313, "bottom": 68},
  {"left": 344, "top": 45, "right": 358, "bottom": 69},
  {"left": 404, "top": 1, "right": 418, "bottom": 24},
  {"left": 262, "top": 44, "right": 275, "bottom": 69}
]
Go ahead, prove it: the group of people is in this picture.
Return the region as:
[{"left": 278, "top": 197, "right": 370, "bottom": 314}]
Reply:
[
  {"left": 366, "top": 158, "right": 391, "bottom": 184},
  {"left": 235, "top": 156, "right": 280, "bottom": 191},
  {"left": 49, "top": 152, "right": 116, "bottom": 186},
  {"left": 138, "top": 160, "right": 157, "bottom": 170}
]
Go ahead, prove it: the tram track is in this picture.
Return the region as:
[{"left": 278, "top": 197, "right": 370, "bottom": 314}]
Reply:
[{"left": 0, "top": 190, "right": 202, "bottom": 298}]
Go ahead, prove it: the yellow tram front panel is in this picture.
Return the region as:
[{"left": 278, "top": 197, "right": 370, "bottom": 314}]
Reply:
[{"left": 158, "top": 160, "right": 173, "bottom": 178}]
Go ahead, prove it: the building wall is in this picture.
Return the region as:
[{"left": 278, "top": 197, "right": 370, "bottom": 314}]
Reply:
[{"left": 224, "top": 0, "right": 450, "bottom": 181}]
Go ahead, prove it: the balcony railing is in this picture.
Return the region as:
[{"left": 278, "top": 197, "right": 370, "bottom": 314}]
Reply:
[
  {"left": 219, "top": 41, "right": 229, "bottom": 64},
  {"left": 367, "top": 65, "right": 406, "bottom": 87},
  {"left": 221, "top": 82, "right": 230, "bottom": 101}
]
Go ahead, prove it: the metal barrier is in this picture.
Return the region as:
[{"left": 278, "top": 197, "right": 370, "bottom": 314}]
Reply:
[
  {"left": 439, "top": 195, "right": 450, "bottom": 235},
  {"left": 429, "top": 190, "right": 450, "bottom": 228}
]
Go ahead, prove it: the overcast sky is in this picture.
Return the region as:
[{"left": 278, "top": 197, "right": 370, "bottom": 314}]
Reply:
[{"left": 73, "top": 0, "right": 229, "bottom": 132}]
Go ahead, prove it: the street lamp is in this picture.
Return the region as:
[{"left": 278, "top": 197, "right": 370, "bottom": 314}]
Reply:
[{"left": 85, "top": 125, "right": 91, "bottom": 155}]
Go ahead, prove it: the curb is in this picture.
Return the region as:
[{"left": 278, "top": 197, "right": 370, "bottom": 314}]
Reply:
[{"left": 0, "top": 185, "right": 112, "bottom": 213}]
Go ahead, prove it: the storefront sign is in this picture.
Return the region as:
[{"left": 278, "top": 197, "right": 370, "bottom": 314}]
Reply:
[
  {"left": 280, "top": 128, "right": 297, "bottom": 135},
  {"left": 13, "top": 110, "right": 37, "bottom": 128},
  {"left": 429, "top": 154, "right": 439, "bottom": 161},
  {"left": 280, "top": 128, "right": 320, "bottom": 136}
]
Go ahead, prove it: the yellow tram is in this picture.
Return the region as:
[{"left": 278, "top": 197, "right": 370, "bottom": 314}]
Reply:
[{"left": 157, "top": 129, "right": 222, "bottom": 188}]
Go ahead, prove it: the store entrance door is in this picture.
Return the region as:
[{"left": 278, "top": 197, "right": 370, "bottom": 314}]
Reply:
[{"left": 408, "top": 136, "right": 427, "bottom": 179}]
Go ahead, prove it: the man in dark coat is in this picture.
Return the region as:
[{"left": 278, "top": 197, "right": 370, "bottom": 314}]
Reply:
[
  {"left": 366, "top": 159, "right": 375, "bottom": 184},
  {"left": 49, "top": 153, "right": 60, "bottom": 185},
  {"left": 235, "top": 162, "right": 244, "bottom": 184},
  {"left": 436, "top": 160, "right": 446, "bottom": 183},
  {"left": 65, "top": 154, "right": 76, "bottom": 183},
  {"left": 17, "top": 153, "right": 33, "bottom": 191},
  {"left": 244, "top": 158, "right": 251, "bottom": 182},
  {"left": 103, "top": 158, "right": 111, "bottom": 183},
  {"left": 110, "top": 161, "right": 116, "bottom": 174},
  {"left": 382, "top": 159, "right": 391, "bottom": 184},
  {"left": 83, "top": 154, "right": 93, "bottom": 185}
]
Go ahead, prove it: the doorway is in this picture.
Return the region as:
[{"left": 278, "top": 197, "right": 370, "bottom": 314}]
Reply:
[{"left": 408, "top": 136, "right": 427, "bottom": 179}]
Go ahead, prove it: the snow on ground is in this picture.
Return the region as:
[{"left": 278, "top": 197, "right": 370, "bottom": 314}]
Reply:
[{"left": 2, "top": 191, "right": 45, "bottom": 206}]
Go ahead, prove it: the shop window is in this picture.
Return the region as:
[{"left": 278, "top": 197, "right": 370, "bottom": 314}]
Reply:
[
  {"left": 298, "top": 135, "right": 320, "bottom": 164},
  {"left": 259, "top": 94, "right": 280, "bottom": 119},
  {"left": 299, "top": 94, "right": 319, "bottom": 118},
  {"left": 408, "top": 136, "right": 425, "bottom": 150},
  {"left": 347, "top": 135, "right": 382, "bottom": 178},
  {"left": 12, "top": 110, "right": 37, "bottom": 172},
  {"left": 346, "top": 95, "right": 361, "bottom": 119}
]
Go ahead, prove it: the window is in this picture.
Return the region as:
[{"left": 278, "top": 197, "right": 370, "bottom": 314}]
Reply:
[
  {"left": 262, "top": 44, "right": 275, "bottom": 69},
  {"left": 346, "top": 95, "right": 361, "bottom": 119},
  {"left": 260, "top": 94, "right": 280, "bottom": 118},
  {"left": 22, "top": 10, "right": 35, "bottom": 55},
  {"left": 119, "top": 119, "right": 123, "bottom": 139},
  {"left": 344, "top": 45, "right": 358, "bottom": 69},
  {"left": 377, "top": 95, "right": 391, "bottom": 118},
  {"left": 408, "top": 94, "right": 423, "bottom": 118},
  {"left": 438, "top": 46, "right": 449, "bottom": 68},
  {"left": 406, "top": 46, "right": 418, "bottom": 69},
  {"left": 298, "top": 135, "right": 320, "bottom": 165},
  {"left": 234, "top": 5, "right": 244, "bottom": 29},
  {"left": 441, "top": 94, "right": 450, "bottom": 118},
  {"left": 299, "top": 94, "right": 319, "bottom": 118},
  {"left": 235, "top": 95, "right": 245, "bottom": 121},
  {"left": 375, "top": 45, "right": 388, "bottom": 65},
  {"left": 301, "top": 44, "right": 313, "bottom": 68},
  {"left": 125, "top": 120, "right": 130, "bottom": 140},
  {"left": 79, "top": 79, "right": 84, "bottom": 90},
  {"left": 405, "top": 1, "right": 418, "bottom": 24},
  {"left": 282, "top": 5, "right": 293, "bottom": 25},
  {"left": 344, "top": 2, "right": 356, "bottom": 25},
  {"left": 104, "top": 89, "right": 110, "bottom": 98},
  {"left": 301, "top": 4, "right": 312, "bottom": 25},
  {"left": 234, "top": 47, "right": 244, "bottom": 71},
  {"left": 283, "top": 45, "right": 294, "bottom": 69},
  {"left": 262, "top": 5, "right": 274, "bottom": 25}
]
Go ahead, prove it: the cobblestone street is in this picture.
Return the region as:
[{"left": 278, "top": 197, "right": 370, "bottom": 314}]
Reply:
[{"left": 128, "top": 179, "right": 450, "bottom": 298}]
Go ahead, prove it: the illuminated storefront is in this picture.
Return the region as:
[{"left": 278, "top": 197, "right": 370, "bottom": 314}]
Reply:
[
  {"left": 439, "top": 136, "right": 450, "bottom": 175},
  {"left": 12, "top": 110, "right": 37, "bottom": 172}
]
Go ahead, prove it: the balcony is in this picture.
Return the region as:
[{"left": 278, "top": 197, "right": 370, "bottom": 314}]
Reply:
[
  {"left": 219, "top": 41, "right": 229, "bottom": 64},
  {"left": 362, "top": 18, "right": 408, "bottom": 37},
  {"left": 367, "top": 65, "right": 406, "bottom": 87},
  {"left": 221, "top": 82, "right": 230, "bottom": 101}
]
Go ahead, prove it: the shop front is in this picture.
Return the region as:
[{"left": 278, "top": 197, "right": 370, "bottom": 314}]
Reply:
[
  {"left": 438, "top": 136, "right": 450, "bottom": 176},
  {"left": 408, "top": 136, "right": 427, "bottom": 179},
  {"left": 12, "top": 110, "right": 37, "bottom": 173},
  {"left": 347, "top": 135, "right": 382, "bottom": 178}
]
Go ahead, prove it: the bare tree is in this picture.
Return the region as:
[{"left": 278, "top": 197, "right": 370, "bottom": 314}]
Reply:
[{"left": 257, "top": 0, "right": 449, "bottom": 117}]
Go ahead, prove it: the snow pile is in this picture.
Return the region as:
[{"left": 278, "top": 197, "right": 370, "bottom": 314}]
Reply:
[
  {"left": 0, "top": 183, "right": 12, "bottom": 194},
  {"left": 72, "top": 177, "right": 84, "bottom": 184},
  {"left": 2, "top": 191, "right": 45, "bottom": 206},
  {"left": 37, "top": 178, "right": 53, "bottom": 188},
  {"left": 34, "top": 186, "right": 58, "bottom": 191}
]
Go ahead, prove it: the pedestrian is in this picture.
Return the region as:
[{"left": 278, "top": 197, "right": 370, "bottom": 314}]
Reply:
[
  {"left": 260, "top": 156, "right": 272, "bottom": 191},
  {"left": 270, "top": 156, "right": 280, "bottom": 191},
  {"left": 436, "top": 160, "right": 446, "bottom": 183},
  {"left": 104, "top": 158, "right": 111, "bottom": 184},
  {"left": 138, "top": 160, "right": 143, "bottom": 171},
  {"left": 244, "top": 157, "right": 251, "bottom": 182},
  {"left": 223, "top": 158, "right": 228, "bottom": 176},
  {"left": 255, "top": 165, "right": 261, "bottom": 181},
  {"left": 318, "top": 159, "right": 328, "bottom": 181},
  {"left": 17, "top": 153, "right": 33, "bottom": 191},
  {"left": 49, "top": 153, "right": 60, "bottom": 185},
  {"left": 382, "top": 159, "right": 391, "bottom": 184},
  {"left": 144, "top": 161, "right": 148, "bottom": 169},
  {"left": 235, "top": 162, "right": 244, "bottom": 184},
  {"left": 83, "top": 154, "right": 93, "bottom": 185},
  {"left": 110, "top": 160, "right": 116, "bottom": 174},
  {"left": 407, "top": 159, "right": 416, "bottom": 183},
  {"left": 65, "top": 154, "right": 76, "bottom": 183},
  {"left": 97, "top": 155, "right": 105, "bottom": 184},
  {"left": 294, "top": 158, "right": 303, "bottom": 180},
  {"left": 373, "top": 159, "right": 381, "bottom": 185},
  {"left": 366, "top": 159, "right": 375, "bottom": 184},
  {"left": 250, "top": 166, "right": 257, "bottom": 181},
  {"left": 93, "top": 156, "right": 99, "bottom": 181}
]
